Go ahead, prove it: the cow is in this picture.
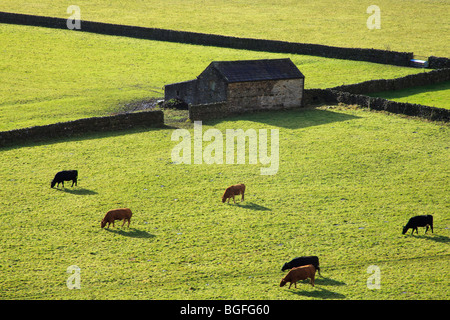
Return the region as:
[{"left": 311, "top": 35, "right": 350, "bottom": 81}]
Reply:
[
  {"left": 282, "top": 256, "right": 321, "bottom": 276},
  {"left": 51, "top": 170, "right": 78, "bottom": 188},
  {"left": 402, "top": 215, "right": 433, "bottom": 235},
  {"left": 222, "top": 184, "right": 245, "bottom": 204},
  {"left": 101, "top": 208, "right": 133, "bottom": 228},
  {"left": 280, "top": 264, "right": 316, "bottom": 288}
]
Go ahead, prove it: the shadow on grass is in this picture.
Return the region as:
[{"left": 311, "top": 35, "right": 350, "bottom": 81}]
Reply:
[
  {"left": 2, "top": 125, "right": 169, "bottom": 151},
  {"left": 54, "top": 187, "right": 98, "bottom": 195},
  {"left": 104, "top": 227, "right": 155, "bottom": 239},
  {"left": 291, "top": 287, "right": 346, "bottom": 299},
  {"left": 283, "top": 276, "right": 346, "bottom": 299},
  {"left": 235, "top": 202, "right": 271, "bottom": 211},
  {"left": 315, "top": 276, "right": 346, "bottom": 286},
  {"left": 2, "top": 107, "right": 359, "bottom": 151},
  {"left": 204, "top": 107, "right": 360, "bottom": 129},
  {"left": 415, "top": 234, "right": 450, "bottom": 244}
]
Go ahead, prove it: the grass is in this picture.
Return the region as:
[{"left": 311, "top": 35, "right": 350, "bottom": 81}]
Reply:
[
  {"left": 369, "top": 81, "right": 450, "bottom": 110},
  {"left": 1, "top": 107, "right": 449, "bottom": 299},
  {"left": 0, "top": 0, "right": 448, "bottom": 301},
  {"left": 1, "top": 0, "right": 448, "bottom": 57},
  {"left": 0, "top": 23, "right": 427, "bottom": 131}
]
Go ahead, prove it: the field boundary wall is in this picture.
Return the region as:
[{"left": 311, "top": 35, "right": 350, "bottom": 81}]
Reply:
[
  {"left": 303, "top": 89, "right": 449, "bottom": 122},
  {"left": 329, "top": 68, "right": 450, "bottom": 94},
  {"left": 188, "top": 90, "right": 449, "bottom": 123},
  {"left": 189, "top": 102, "right": 229, "bottom": 121},
  {"left": 428, "top": 56, "right": 450, "bottom": 69},
  {"left": 0, "top": 111, "right": 164, "bottom": 148},
  {"left": 0, "top": 11, "right": 419, "bottom": 67}
]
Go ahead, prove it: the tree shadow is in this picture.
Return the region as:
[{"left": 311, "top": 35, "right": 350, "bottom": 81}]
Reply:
[
  {"left": 55, "top": 187, "right": 98, "bottom": 195},
  {"left": 104, "top": 227, "right": 155, "bottom": 239},
  {"left": 236, "top": 202, "right": 271, "bottom": 211}
]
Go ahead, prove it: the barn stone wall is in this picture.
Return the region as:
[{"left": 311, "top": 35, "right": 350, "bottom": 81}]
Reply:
[
  {"left": 164, "top": 67, "right": 228, "bottom": 105},
  {"left": 168, "top": 77, "right": 304, "bottom": 117},
  {"left": 227, "top": 79, "right": 304, "bottom": 112},
  {"left": 164, "top": 80, "right": 197, "bottom": 105},
  {"left": 189, "top": 79, "right": 304, "bottom": 121},
  {"left": 195, "top": 66, "right": 228, "bottom": 104}
]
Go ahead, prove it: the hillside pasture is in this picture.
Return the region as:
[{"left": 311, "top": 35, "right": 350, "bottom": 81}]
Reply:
[
  {"left": 1, "top": 0, "right": 449, "bottom": 56},
  {"left": 1, "top": 107, "right": 448, "bottom": 299},
  {"left": 0, "top": 0, "right": 449, "bottom": 301},
  {"left": 0, "top": 23, "right": 428, "bottom": 131}
]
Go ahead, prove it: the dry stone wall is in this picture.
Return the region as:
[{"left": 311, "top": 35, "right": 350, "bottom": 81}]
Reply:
[
  {"left": 302, "top": 89, "right": 449, "bottom": 122},
  {"left": 330, "top": 68, "right": 450, "bottom": 94},
  {"left": 189, "top": 102, "right": 229, "bottom": 121},
  {"left": 1, "top": 11, "right": 417, "bottom": 67},
  {"left": 0, "top": 111, "right": 164, "bottom": 148}
]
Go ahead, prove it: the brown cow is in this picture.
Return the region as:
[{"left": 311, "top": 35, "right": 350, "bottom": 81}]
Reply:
[
  {"left": 222, "top": 184, "right": 245, "bottom": 204},
  {"left": 280, "top": 264, "right": 316, "bottom": 288},
  {"left": 101, "top": 208, "right": 132, "bottom": 228}
]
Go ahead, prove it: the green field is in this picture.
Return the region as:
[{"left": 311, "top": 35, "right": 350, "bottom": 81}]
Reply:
[
  {"left": 1, "top": 0, "right": 449, "bottom": 301},
  {"left": 1, "top": 0, "right": 449, "bottom": 57},
  {"left": 1, "top": 107, "right": 449, "bottom": 299},
  {"left": 369, "top": 81, "right": 450, "bottom": 110},
  {"left": 0, "top": 23, "right": 428, "bottom": 131}
]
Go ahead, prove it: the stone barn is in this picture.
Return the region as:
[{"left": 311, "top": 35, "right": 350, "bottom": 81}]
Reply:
[{"left": 164, "top": 58, "right": 305, "bottom": 112}]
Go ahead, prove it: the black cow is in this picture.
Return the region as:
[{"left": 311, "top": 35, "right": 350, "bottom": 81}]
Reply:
[
  {"left": 402, "top": 215, "right": 433, "bottom": 235},
  {"left": 51, "top": 170, "right": 78, "bottom": 188},
  {"left": 282, "top": 256, "right": 321, "bottom": 276}
]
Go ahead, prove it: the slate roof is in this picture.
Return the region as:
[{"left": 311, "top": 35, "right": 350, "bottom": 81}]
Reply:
[{"left": 205, "top": 58, "right": 304, "bottom": 83}]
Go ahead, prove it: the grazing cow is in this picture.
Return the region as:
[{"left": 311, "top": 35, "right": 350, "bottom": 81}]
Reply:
[
  {"left": 402, "top": 215, "right": 433, "bottom": 235},
  {"left": 281, "top": 256, "right": 321, "bottom": 276},
  {"left": 280, "top": 264, "right": 316, "bottom": 288},
  {"left": 222, "top": 184, "right": 245, "bottom": 204},
  {"left": 51, "top": 170, "right": 78, "bottom": 188},
  {"left": 101, "top": 208, "right": 133, "bottom": 228}
]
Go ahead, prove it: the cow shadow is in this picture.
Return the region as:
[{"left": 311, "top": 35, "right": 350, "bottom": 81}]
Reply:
[
  {"left": 104, "top": 227, "right": 155, "bottom": 239},
  {"left": 285, "top": 275, "right": 346, "bottom": 299},
  {"left": 237, "top": 202, "right": 271, "bottom": 211},
  {"left": 314, "top": 276, "right": 346, "bottom": 286},
  {"left": 286, "top": 276, "right": 346, "bottom": 287},
  {"left": 291, "top": 287, "right": 346, "bottom": 299},
  {"left": 415, "top": 234, "right": 450, "bottom": 244},
  {"left": 55, "top": 187, "right": 98, "bottom": 195}
]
